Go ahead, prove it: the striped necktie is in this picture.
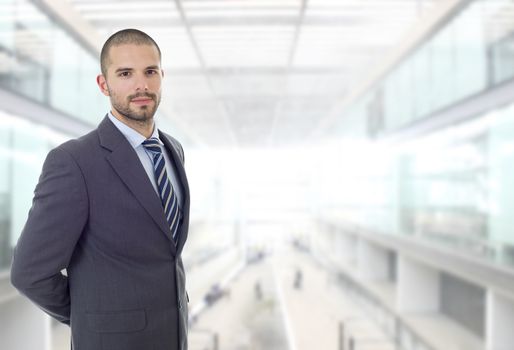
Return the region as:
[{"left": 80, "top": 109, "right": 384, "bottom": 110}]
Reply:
[{"left": 142, "top": 137, "right": 181, "bottom": 244}]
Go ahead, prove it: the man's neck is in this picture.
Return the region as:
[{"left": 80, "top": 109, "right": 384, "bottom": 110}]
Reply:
[{"left": 111, "top": 110, "right": 154, "bottom": 139}]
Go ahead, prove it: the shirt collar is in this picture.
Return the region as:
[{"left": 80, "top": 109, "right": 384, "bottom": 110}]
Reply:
[{"left": 108, "top": 112, "right": 161, "bottom": 149}]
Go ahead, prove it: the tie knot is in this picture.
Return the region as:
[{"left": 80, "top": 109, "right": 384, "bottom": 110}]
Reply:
[{"left": 142, "top": 138, "right": 162, "bottom": 154}]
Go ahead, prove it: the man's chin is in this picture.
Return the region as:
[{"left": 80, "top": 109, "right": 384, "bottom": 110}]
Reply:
[
  {"left": 125, "top": 110, "right": 156, "bottom": 122},
  {"left": 111, "top": 104, "right": 157, "bottom": 123},
  {"left": 128, "top": 115, "right": 154, "bottom": 122}
]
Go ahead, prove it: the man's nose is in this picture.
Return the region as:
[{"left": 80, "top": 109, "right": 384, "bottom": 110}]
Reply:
[{"left": 135, "top": 74, "right": 149, "bottom": 91}]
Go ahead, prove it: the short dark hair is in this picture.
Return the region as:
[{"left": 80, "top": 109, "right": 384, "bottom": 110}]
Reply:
[{"left": 100, "top": 28, "right": 161, "bottom": 77}]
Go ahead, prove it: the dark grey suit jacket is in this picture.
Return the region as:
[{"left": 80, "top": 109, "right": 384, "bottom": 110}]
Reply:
[{"left": 10, "top": 116, "right": 190, "bottom": 350}]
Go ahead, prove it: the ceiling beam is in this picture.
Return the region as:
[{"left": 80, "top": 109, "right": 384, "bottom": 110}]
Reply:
[
  {"left": 267, "top": 0, "right": 308, "bottom": 147},
  {"left": 174, "top": 0, "right": 238, "bottom": 147},
  {"left": 40, "top": 0, "right": 103, "bottom": 53},
  {"left": 164, "top": 66, "right": 347, "bottom": 75},
  {"left": 87, "top": 16, "right": 368, "bottom": 27}
]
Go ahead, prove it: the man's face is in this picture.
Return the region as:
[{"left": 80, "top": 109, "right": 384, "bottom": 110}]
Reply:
[{"left": 97, "top": 43, "right": 163, "bottom": 122}]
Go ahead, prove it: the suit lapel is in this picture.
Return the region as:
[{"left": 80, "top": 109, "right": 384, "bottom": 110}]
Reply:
[
  {"left": 159, "top": 131, "right": 190, "bottom": 255},
  {"left": 97, "top": 116, "right": 177, "bottom": 254}
]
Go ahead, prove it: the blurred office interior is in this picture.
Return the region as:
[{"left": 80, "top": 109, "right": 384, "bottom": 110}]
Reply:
[{"left": 1, "top": 0, "right": 514, "bottom": 349}]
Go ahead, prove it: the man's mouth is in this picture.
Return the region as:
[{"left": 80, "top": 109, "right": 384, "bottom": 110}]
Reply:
[{"left": 130, "top": 97, "right": 153, "bottom": 105}]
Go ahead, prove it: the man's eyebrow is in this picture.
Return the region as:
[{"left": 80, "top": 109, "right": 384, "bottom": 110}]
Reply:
[
  {"left": 114, "top": 67, "right": 134, "bottom": 73},
  {"left": 146, "top": 65, "right": 160, "bottom": 70}
]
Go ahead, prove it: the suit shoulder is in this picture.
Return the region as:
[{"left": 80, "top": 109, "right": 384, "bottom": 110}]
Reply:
[{"left": 52, "top": 129, "right": 99, "bottom": 160}]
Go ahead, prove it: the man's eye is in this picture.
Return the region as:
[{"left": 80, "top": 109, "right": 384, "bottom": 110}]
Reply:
[
  {"left": 119, "top": 71, "right": 130, "bottom": 77},
  {"left": 146, "top": 70, "right": 157, "bottom": 75}
]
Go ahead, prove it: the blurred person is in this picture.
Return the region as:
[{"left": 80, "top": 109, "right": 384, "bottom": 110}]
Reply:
[
  {"left": 254, "top": 280, "right": 262, "bottom": 300},
  {"left": 293, "top": 268, "right": 303, "bottom": 290},
  {"left": 10, "top": 29, "right": 190, "bottom": 350}
]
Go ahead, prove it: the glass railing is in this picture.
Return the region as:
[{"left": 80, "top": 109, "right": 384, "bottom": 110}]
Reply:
[
  {"left": 318, "top": 99, "right": 514, "bottom": 270},
  {"left": 0, "top": 0, "right": 107, "bottom": 125},
  {"left": 333, "top": 0, "right": 514, "bottom": 138},
  {"left": 0, "top": 111, "right": 71, "bottom": 272}
]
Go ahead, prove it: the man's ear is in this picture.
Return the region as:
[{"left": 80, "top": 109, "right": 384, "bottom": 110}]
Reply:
[{"left": 96, "top": 74, "right": 110, "bottom": 96}]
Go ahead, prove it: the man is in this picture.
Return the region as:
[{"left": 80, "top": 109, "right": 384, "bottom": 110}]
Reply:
[{"left": 10, "top": 29, "right": 190, "bottom": 350}]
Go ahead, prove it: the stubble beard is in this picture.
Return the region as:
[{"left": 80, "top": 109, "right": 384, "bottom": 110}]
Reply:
[{"left": 110, "top": 90, "right": 161, "bottom": 125}]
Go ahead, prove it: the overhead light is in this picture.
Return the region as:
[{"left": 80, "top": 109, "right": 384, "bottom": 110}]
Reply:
[
  {"left": 183, "top": 1, "right": 301, "bottom": 9},
  {"left": 74, "top": 1, "right": 176, "bottom": 12},
  {"left": 82, "top": 11, "right": 180, "bottom": 20},
  {"left": 308, "top": 0, "right": 429, "bottom": 8},
  {"left": 186, "top": 9, "right": 300, "bottom": 17},
  {"left": 193, "top": 25, "right": 295, "bottom": 33},
  {"left": 306, "top": 8, "right": 415, "bottom": 17}
]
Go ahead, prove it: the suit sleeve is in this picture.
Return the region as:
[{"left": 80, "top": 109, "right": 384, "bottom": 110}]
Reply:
[{"left": 10, "top": 146, "right": 88, "bottom": 325}]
